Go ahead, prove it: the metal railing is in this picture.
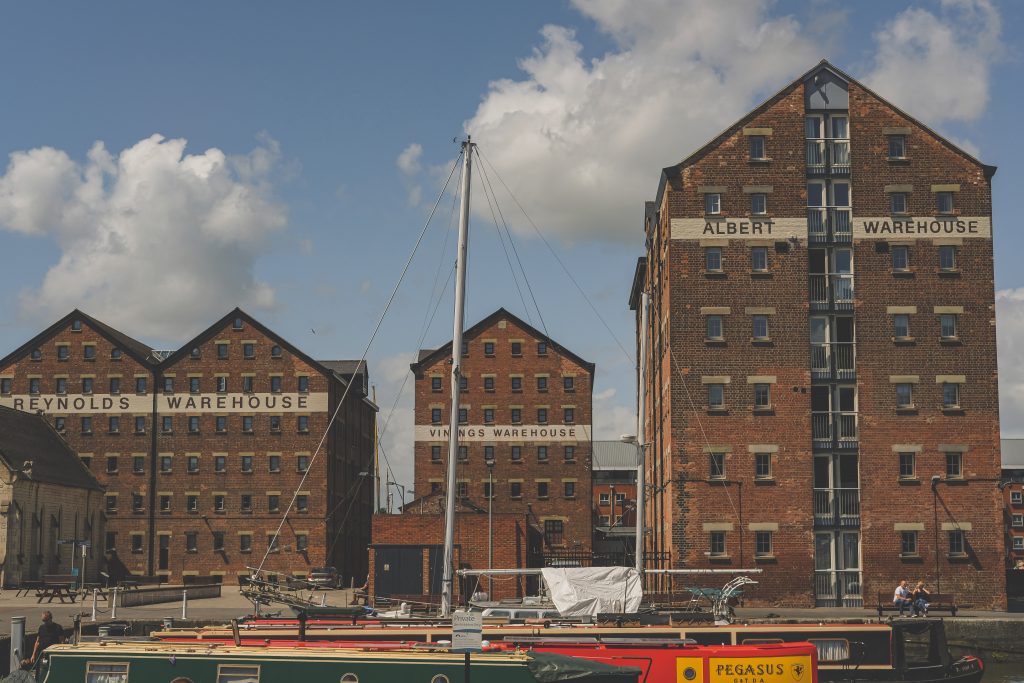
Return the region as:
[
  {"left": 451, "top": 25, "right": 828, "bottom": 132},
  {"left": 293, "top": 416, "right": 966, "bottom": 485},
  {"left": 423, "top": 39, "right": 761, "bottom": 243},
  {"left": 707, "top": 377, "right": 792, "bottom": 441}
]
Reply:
[
  {"left": 810, "top": 342, "right": 856, "bottom": 379},
  {"left": 812, "top": 411, "right": 858, "bottom": 446},
  {"left": 813, "top": 488, "right": 861, "bottom": 526},
  {"left": 809, "top": 274, "right": 854, "bottom": 309},
  {"left": 814, "top": 569, "right": 863, "bottom": 607},
  {"left": 806, "top": 138, "right": 851, "bottom": 175},
  {"left": 807, "top": 208, "right": 851, "bottom": 243}
]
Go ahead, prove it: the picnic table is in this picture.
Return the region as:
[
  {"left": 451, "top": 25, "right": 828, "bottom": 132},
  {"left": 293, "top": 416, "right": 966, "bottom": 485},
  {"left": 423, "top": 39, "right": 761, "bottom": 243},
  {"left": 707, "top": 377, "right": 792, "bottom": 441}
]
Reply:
[{"left": 36, "top": 574, "right": 78, "bottom": 603}]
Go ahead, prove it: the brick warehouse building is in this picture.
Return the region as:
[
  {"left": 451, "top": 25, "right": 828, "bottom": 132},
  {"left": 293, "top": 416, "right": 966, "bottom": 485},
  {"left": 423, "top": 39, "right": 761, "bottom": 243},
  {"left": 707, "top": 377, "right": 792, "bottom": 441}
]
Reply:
[
  {"left": 410, "top": 308, "right": 595, "bottom": 563},
  {"left": 0, "top": 308, "right": 376, "bottom": 584},
  {"left": 630, "top": 61, "right": 1005, "bottom": 608}
]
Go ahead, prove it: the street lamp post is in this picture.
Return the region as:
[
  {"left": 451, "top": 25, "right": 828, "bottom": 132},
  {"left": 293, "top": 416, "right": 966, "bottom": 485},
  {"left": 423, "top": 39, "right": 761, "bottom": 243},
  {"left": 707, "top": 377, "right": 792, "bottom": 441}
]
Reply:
[
  {"left": 620, "top": 435, "right": 645, "bottom": 577},
  {"left": 487, "top": 459, "right": 494, "bottom": 599}
]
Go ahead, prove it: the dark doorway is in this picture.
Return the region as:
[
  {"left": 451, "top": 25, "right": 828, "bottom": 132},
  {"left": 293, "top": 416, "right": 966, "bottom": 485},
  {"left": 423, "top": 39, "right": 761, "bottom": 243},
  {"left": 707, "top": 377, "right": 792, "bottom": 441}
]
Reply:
[
  {"left": 374, "top": 547, "right": 423, "bottom": 597},
  {"left": 158, "top": 535, "right": 170, "bottom": 571}
]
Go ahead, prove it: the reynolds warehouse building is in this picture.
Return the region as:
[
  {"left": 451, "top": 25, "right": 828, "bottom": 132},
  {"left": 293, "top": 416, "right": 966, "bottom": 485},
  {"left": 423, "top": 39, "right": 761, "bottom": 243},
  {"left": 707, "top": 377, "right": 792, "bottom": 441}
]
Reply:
[
  {"left": 631, "top": 60, "right": 1004, "bottom": 608},
  {"left": 0, "top": 308, "right": 376, "bottom": 585}
]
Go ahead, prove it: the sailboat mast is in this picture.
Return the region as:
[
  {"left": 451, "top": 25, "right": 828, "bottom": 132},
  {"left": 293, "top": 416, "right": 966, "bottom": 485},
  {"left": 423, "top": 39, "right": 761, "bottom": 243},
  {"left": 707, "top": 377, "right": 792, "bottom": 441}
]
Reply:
[
  {"left": 636, "top": 291, "right": 649, "bottom": 580},
  {"left": 441, "top": 137, "right": 473, "bottom": 617}
]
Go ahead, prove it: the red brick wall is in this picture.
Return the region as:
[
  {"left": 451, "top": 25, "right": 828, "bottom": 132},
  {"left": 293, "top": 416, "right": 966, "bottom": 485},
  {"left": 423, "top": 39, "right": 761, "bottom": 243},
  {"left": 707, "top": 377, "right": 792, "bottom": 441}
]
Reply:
[{"left": 412, "top": 312, "right": 594, "bottom": 555}]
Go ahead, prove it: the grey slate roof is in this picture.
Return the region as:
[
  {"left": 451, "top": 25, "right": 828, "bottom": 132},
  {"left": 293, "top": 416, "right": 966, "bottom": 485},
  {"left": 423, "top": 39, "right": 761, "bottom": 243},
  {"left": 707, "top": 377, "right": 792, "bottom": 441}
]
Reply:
[
  {"left": 1003, "top": 439, "right": 1024, "bottom": 470},
  {"left": 592, "top": 440, "right": 640, "bottom": 471},
  {"left": 0, "top": 405, "right": 103, "bottom": 491}
]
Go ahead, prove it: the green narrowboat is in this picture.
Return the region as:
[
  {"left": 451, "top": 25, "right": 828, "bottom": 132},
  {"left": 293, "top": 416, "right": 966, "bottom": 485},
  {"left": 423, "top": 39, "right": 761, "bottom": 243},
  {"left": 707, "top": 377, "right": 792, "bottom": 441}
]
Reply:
[{"left": 35, "top": 641, "right": 641, "bottom": 683}]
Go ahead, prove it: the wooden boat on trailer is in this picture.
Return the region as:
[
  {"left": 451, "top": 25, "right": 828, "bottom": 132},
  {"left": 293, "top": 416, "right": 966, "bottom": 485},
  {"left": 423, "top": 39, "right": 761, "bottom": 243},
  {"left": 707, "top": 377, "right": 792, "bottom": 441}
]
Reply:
[{"left": 152, "top": 616, "right": 981, "bottom": 683}]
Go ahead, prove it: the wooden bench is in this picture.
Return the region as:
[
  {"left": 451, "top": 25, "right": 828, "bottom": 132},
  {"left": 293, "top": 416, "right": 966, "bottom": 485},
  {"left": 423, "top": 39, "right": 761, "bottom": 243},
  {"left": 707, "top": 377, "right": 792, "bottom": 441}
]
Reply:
[
  {"left": 119, "top": 575, "right": 163, "bottom": 589},
  {"left": 37, "top": 574, "right": 78, "bottom": 603},
  {"left": 877, "top": 591, "right": 958, "bottom": 617}
]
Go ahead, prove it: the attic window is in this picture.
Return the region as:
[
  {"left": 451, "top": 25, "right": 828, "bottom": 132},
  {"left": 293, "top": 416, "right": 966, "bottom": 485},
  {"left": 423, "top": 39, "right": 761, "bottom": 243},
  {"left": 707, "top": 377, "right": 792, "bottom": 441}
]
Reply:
[
  {"left": 30, "top": 349, "right": 42, "bottom": 361},
  {"left": 271, "top": 345, "right": 282, "bottom": 358},
  {"left": 233, "top": 317, "right": 244, "bottom": 330},
  {"left": 190, "top": 348, "right": 201, "bottom": 359},
  {"left": 110, "top": 348, "right": 122, "bottom": 361},
  {"left": 71, "top": 319, "right": 82, "bottom": 332}
]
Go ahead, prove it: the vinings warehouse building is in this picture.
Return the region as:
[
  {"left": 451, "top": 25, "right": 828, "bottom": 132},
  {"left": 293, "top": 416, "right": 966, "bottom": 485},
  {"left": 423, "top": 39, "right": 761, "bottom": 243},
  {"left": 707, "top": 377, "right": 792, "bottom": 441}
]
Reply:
[
  {"left": 630, "top": 61, "right": 1005, "bottom": 608},
  {"left": 0, "top": 308, "right": 376, "bottom": 585}
]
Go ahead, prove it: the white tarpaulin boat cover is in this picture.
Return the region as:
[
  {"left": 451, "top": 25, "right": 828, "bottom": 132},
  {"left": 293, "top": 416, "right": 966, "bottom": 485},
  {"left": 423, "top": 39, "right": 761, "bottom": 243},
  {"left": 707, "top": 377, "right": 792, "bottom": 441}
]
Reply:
[{"left": 541, "top": 567, "right": 642, "bottom": 617}]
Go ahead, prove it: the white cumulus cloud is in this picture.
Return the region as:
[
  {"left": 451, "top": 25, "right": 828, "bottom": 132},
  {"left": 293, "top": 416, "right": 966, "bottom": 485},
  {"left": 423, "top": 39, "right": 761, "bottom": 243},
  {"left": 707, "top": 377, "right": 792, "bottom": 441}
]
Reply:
[
  {"left": 0, "top": 134, "right": 287, "bottom": 340},
  {"left": 863, "top": 0, "right": 1002, "bottom": 125},
  {"left": 397, "top": 143, "right": 423, "bottom": 175}
]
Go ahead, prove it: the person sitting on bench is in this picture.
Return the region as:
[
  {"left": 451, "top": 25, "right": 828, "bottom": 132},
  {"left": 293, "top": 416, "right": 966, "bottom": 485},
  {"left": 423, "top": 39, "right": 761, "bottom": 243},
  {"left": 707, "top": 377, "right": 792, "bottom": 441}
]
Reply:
[
  {"left": 892, "top": 580, "right": 912, "bottom": 616},
  {"left": 911, "top": 581, "right": 931, "bottom": 617}
]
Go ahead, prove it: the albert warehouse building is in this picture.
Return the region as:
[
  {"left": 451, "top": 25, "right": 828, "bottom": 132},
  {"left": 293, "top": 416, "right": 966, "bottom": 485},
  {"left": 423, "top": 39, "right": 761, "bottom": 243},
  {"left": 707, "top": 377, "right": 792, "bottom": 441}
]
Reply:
[
  {"left": 631, "top": 61, "right": 1005, "bottom": 609},
  {"left": 0, "top": 308, "right": 377, "bottom": 585}
]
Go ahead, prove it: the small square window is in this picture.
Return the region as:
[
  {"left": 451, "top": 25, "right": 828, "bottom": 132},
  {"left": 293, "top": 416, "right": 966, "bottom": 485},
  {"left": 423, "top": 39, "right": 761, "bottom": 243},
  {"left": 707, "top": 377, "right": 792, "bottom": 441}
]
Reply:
[
  {"left": 187, "top": 455, "right": 200, "bottom": 473},
  {"left": 71, "top": 319, "right": 82, "bottom": 332},
  {"left": 895, "top": 383, "right": 914, "bottom": 409},
  {"left": 271, "top": 345, "right": 282, "bottom": 358},
  {"left": 57, "top": 346, "right": 69, "bottom": 361},
  {"left": 899, "top": 452, "right": 916, "bottom": 479},
  {"left": 937, "top": 191, "right": 955, "bottom": 215},
  {"left": 749, "top": 136, "right": 766, "bottom": 161},
  {"left": 888, "top": 135, "right": 906, "bottom": 159},
  {"left": 83, "top": 345, "right": 96, "bottom": 360},
  {"left": 892, "top": 245, "right": 909, "bottom": 271},
  {"left": 707, "top": 384, "right": 725, "bottom": 410},
  {"left": 704, "top": 193, "right": 721, "bottom": 215},
  {"left": 511, "top": 342, "right": 522, "bottom": 356},
  {"left": 890, "top": 192, "right": 908, "bottom": 215},
  {"left": 709, "top": 452, "right": 726, "bottom": 479},
  {"left": 705, "top": 247, "right": 722, "bottom": 272},
  {"left": 537, "top": 376, "right": 548, "bottom": 392},
  {"left": 484, "top": 342, "right": 495, "bottom": 356},
  {"left": 190, "top": 347, "right": 201, "bottom": 360},
  {"left": 511, "top": 408, "right": 522, "bottom": 423},
  {"left": 755, "top": 530, "right": 773, "bottom": 557},
  {"left": 110, "top": 348, "right": 122, "bottom": 360},
  {"left": 511, "top": 376, "right": 522, "bottom": 391},
  {"left": 233, "top": 317, "right": 244, "bottom": 330},
  {"left": 31, "top": 348, "right": 42, "bottom": 361},
  {"left": 901, "top": 530, "right": 918, "bottom": 556},
  {"left": 750, "top": 193, "right": 767, "bottom": 216},
  {"left": 563, "top": 481, "right": 576, "bottom": 498},
  {"left": 751, "top": 247, "right": 768, "bottom": 272},
  {"left": 940, "top": 314, "right": 958, "bottom": 339}
]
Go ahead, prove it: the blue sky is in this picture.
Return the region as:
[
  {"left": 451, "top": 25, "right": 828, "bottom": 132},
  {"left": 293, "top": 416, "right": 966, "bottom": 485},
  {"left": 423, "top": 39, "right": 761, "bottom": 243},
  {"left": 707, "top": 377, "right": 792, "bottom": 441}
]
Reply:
[{"left": 0, "top": 1, "right": 1021, "bottom": 496}]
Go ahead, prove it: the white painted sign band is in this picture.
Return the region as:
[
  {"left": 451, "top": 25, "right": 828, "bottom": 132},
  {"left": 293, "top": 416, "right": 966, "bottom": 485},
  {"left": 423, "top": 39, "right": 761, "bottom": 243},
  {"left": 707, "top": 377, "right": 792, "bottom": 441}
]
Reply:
[
  {"left": 854, "top": 217, "right": 990, "bottom": 239},
  {"left": 671, "top": 216, "right": 990, "bottom": 240},
  {"left": 415, "top": 424, "right": 591, "bottom": 443},
  {"left": 0, "top": 392, "right": 328, "bottom": 414},
  {"left": 671, "top": 217, "right": 806, "bottom": 240}
]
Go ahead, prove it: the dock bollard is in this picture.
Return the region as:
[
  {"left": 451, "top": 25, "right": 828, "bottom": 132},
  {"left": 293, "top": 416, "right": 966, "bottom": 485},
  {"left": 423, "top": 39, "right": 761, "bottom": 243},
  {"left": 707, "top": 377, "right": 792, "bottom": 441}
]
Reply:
[
  {"left": 91, "top": 589, "right": 98, "bottom": 621},
  {"left": 111, "top": 587, "right": 118, "bottom": 619},
  {"left": 182, "top": 590, "right": 188, "bottom": 619},
  {"left": 10, "top": 616, "right": 25, "bottom": 673}
]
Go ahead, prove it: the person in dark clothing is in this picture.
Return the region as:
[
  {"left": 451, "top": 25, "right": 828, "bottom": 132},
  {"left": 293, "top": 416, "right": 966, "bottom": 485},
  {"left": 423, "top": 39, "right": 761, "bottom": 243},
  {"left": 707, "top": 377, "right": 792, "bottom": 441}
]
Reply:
[
  {"left": 911, "top": 581, "right": 931, "bottom": 617},
  {"left": 28, "top": 611, "right": 64, "bottom": 666}
]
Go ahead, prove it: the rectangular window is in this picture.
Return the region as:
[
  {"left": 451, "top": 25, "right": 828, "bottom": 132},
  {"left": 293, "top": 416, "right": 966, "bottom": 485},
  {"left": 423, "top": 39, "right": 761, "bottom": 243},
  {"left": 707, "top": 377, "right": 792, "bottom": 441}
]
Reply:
[
  {"left": 564, "top": 445, "right": 575, "bottom": 461},
  {"left": 563, "top": 407, "right": 574, "bottom": 424},
  {"left": 132, "top": 416, "right": 144, "bottom": 434},
  {"left": 892, "top": 245, "right": 909, "bottom": 271},
  {"left": 538, "top": 481, "right": 549, "bottom": 499},
  {"left": 511, "top": 446, "right": 522, "bottom": 462},
  {"left": 459, "top": 376, "right": 468, "bottom": 392},
  {"left": 510, "top": 376, "right": 522, "bottom": 392},
  {"left": 213, "top": 531, "right": 225, "bottom": 551},
  {"left": 899, "top": 452, "right": 916, "bottom": 479},
  {"left": 106, "top": 455, "right": 118, "bottom": 474},
  {"left": 483, "top": 408, "right": 494, "bottom": 424},
  {"left": 710, "top": 531, "right": 726, "bottom": 557},
  {"left": 160, "top": 416, "right": 172, "bottom": 433},
  {"left": 753, "top": 383, "right": 771, "bottom": 409},
  {"left": 544, "top": 520, "right": 564, "bottom": 546},
  {"left": 705, "top": 247, "right": 722, "bottom": 272},
  {"left": 188, "top": 416, "right": 200, "bottom": 433},
  {"left": 132, "top": 494, "right": 144, "bottom": 513},
  {"left": 709, "top": 452, "right": 726, "bottom": 480},
  {"left": 240, "top": 534, "right": 252, "bottom": 553},
  {"left": 187, "top": 495, "right": 198, "bottom": 512},
  {"left": 297, "top": 376, "right": 309, "bottom": 392},
  {"left": 108, "top": 416, "right": 120, "bottom": 433},
  {"left": 241, "top": 455, "right": 253, "bottom": 473},
  {"left": 895, "top": 383, "right": 914, "bottom": 409},
  {"left": 105, "top": 495, "right": 117, "bottom": 513},
  {"left": 752, "top": 315, "right": 769, "bottom": 340},
  {"left": 215, "top": 342, "right": 229, "bottom": 359},
  {"left": 240, "top": 415, "right": 254, "bottom": 433},
  {"left": 267, "top": 415, "right": 280, "bottom": 432},
  {"left": 461, "top": 340, "right": 469, "bottom": 356},
  {"left": 894, "top": 314, "right": 910, "bottom": 339},
  {"left": 57, "top": 345, "right": 69, "bottom": 361},
  {"left": 297, "top": 455, "right": 309, "bottom": 472},
  {"left": 189, "top": 377, "right": 200, "bottom": 394},
  {"left": 159, "top": 495, "right": 171, "bottom": 512},
  {"left": 160, "top": 455, "right": 172, "bottom": 473},
  {"left": 0, "top": 378, "right": 9, "bottom": 395},
  {"left": 1012, "top": 514, "right": 1023, "bottom": 528},
  {"left": 458, "top": 445, "right": 468, "bottom": 461},
  {"left": 946, "top": 451, "right": 963, "bottom": 479},
  {"left": 214, "top": 494, "right": 226, "bottom": 512},
  {"left": 939, "top": 245, "right": 957, "bottom": 270},
  {"left": 457, "top": 482, "right": 468, "bottom": 498},
  {"left": 751, "top": 246, "right": 768, "bottom": 271},
  {"left": 937, "top": 191, "right": 955, "bottom": 214},
  {"left": 537, "top": 341, "right": 548, "bottom": 356},
  {"left": 458, "top": 408, "right": 468, "bottom": 424},
  {"left": 888, "top": 135, "right": 906, "bottom": 159},
  {"left": 890, "top": 192, "right": 908, "bottom": 215},
  {"left": 901, "top": 530, "right": 918, "bottom": 556},
  {"left": 240, "top": 494, "right": 252, "bottom": 512},
  {"left": 268, "top": 494, "right": 280, "bottom": 512},
  {"left": 1012, "top": 491, "right": 1023, "bottom": 505},
  {"left": 132, "top": 455, "right": 145, "bottom": 474},
  {"left": 270, "top": 376, "right": 282, "bottom": 393},
  {"left": 431, "top": 408, "right": 442, "bottom": 424},
  {"left": 537, "top": 408, "right": 548, "bottom": 424},
  {"left": 81, "top": 417, "right": 93, "bottom": 434},
  {"left": 707, "top": 384, "right": 725, "bottom": 409},
  {"left": 750, "top": 193, "right": 767, "bottom": 216},
  {"left": 30, "top": 349, "right": 41, "bottom": 361},
  {"left": 297, "top": 534, "right": 309, "bottom": 552},
  {"left": 242, "top": 376, "right": 254, "bottom": 393},
  {"left": 940, "top": 314, "right": 958, "bottom": 339},
  {"left": 269, "top": 455, "right": 281, "bottom": 472},
  {"left": 55, "top": 377, "right": 67, "bottom": 395},
  {"left": 131, "top": 535, "right": 143, "bottom": 554},
  {"left": 82, "top": 377, "right": 93, "bottom": 394},
  {"left": 186, "top": 532, "right": 198, "bottom": 553},
  {"left": 136, "top": 377, "right": 147, "bottom": 394},
  {"left": 749, "top": 135, "right": 766, "bottom": 160},
  {"left": 1014, "top": 537, "right": 1024, "bottom": 551},
  {"left": 484, "top": 445, "right": 495, "bottom": 463},
  {"left": 109, "top": 377, "right": 121, "bottom": 395},
  {"left": 942, "top": 382, "right": 961, "bottom": 409},
  {"left": 511, "top": 408, "right": 522, "bottom": 423},
  {"left": 563, "top": 376, "right": 574, "bottom": 391},
  {"left": 243, "top": 343, "right": 255, "bottom": 359},
  {"left": 482, "top": 481, "right": 493, "bottom": 499},
  {"left": 510, "top": 481, "right": 522, "bottom": 498},
  {"left": 511, "top": 341, "right": 522, "bottom": 356},
  {"left": 755, "top": 453, "right": 772, "bottom": 479},
  {"left": 564, "top": 481, "right": 576, "bottom": 498},
  {"left": 537, "top": 446, "right": 548, "bottom": 462},
  {"left": 483, "top": 341, "right": 495, "bottom": 356},
  {"left": 55, "top": 417, "right": 66, "bottom": 433},
  {"left": 163, "top": 377, "right": 174, "bottom": 394},
  {"left": 111, "top": 348, "right": 122, "bottom": 360},
  {"left": 948, "top": 529, "right": 966, "bottom": 556},
  {"left": 704, "top": 193, "right": 721, "bottom": 215},
  {"left": 212, "top": 416, "right": 225, "bottom": 433},
  {"left": 484, "top": 376, "right": 495, "bottom": 392},
  {"left": 431, "top": 445, "right": 442, "bottom": 462},
  {"left": 537, "top": 376, "right": 548, "bottom": 392},
  {"left": 755, "top": 531, "right": 773, "bottom": 557},
  {"left": 215, "top": 455, "right": 227, "bottom": 473}
]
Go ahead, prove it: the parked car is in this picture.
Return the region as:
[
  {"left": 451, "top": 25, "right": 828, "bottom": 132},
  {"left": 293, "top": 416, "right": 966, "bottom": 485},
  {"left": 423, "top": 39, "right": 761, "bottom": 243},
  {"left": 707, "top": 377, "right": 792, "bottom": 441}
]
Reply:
[{"left": 307, "top": 566, "right": 340, "bottom": 588}]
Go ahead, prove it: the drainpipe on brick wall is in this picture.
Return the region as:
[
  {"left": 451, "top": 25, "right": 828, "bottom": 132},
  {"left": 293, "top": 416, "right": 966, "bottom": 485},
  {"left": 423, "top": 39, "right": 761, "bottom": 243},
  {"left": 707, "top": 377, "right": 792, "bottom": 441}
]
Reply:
[{"left": 148, "top": 371, "right": 159, "bottom": 577}]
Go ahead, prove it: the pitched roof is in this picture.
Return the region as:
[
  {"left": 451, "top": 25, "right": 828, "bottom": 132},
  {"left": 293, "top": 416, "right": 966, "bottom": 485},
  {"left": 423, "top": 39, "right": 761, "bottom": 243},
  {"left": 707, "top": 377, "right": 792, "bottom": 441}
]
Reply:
[
  {"left": 411, "top": 307, "right": 595, "bottom": 375},
  {"left": 653, "top": 59, "right": 996, "bottom": 211},
  {"left": 592, "top": 441, "right": 640, "bottom": 471},
  {"left": 0, "top": 309, "right": 156, "bottom": 369},
  {"left": 318, "top": 360, "right": 369, "bottom": 391},
  {"left": 0, "top": 405, "right": 103, "bottom": 491}
]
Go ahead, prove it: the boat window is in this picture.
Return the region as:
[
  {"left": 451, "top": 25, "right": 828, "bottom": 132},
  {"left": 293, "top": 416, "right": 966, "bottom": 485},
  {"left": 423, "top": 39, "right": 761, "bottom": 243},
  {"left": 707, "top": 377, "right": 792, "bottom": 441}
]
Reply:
[
  {"left": 86, "top": 662, "right": 129, "bottom": 683},
  {"left": 341, "top": 675, "right": 359, "bottom": 683},
  {"left": 170, "top": 679, "right": 195, "bottom": 683},
  {"left": 431, "top": 676, "right": 450, "bottom": 683},
  {"left": 808, "top": 638, "right": 851, "bottom": 662},
  {"left": 218, "top": 664, "right": 260, "bottom": 683},
  {"left": 741, "top": 638, "right": 783, "bottom": 645}
]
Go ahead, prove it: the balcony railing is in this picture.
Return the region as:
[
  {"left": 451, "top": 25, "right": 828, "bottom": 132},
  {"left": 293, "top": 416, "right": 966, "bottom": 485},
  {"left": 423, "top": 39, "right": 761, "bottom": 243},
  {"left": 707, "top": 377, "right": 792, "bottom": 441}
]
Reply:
[
  {"left": 814, "top": 569, "right": 863, "bottom": 607},
  {"left": 812, "top": 411, "right": 858, "bottom": 448},
  {"left": 809, "top": 274, "right": 854, "bottom": 310},
  {"left": 810, "top": 342, "right": 856, "bottom": 380},
  {"left": 806, "top": 138, "right": 851, "bottom": 175},
  {"left": 813, "top": 488, "right": 861, "bottom": 527},
  {"left": 807, "top": 208, "right": 851, "bottom": 243}
]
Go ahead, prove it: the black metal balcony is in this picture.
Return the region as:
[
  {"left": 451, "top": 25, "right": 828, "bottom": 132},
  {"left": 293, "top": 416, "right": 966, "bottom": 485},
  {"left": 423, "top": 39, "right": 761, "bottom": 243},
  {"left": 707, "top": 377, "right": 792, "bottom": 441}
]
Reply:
[
  {"left": 810, "top": 342, "right": 856, "bottom": 381},
  {"left": 813, "top": 488, "right": 861, "bottom": 527}
]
